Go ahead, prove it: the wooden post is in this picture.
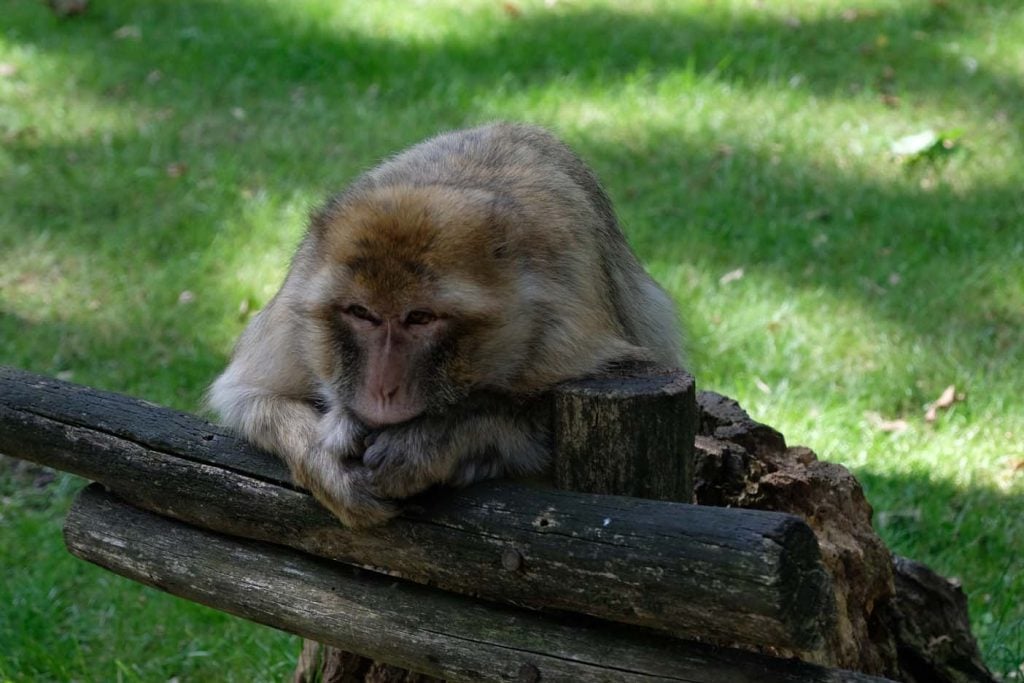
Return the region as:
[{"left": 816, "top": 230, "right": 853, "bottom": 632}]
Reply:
[{"left": 553, "top": 363, "right": 697, "bottom": 501}]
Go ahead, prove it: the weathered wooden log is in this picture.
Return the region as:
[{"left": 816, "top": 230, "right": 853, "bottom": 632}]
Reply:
[
  {"left": 887, "top": 557, "right": 998, "bottom": 683},
  {"left": 305, "top": 362, "right": 698, "bottom": 682},
  {"left": 65, "top": 485, "right": 889, "bottom": 683},
  {"left": 0, "top": 365, "right": 834, "bottom": 652},
  {"left": 552, "top": 362, "right": 696, "bottom": 501}
]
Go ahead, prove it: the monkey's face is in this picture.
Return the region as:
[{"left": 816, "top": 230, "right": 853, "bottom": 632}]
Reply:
[
  {"left": 306, "top": 186, "right": 511, "bottom": 427},
  {"left": 324, "top": 298, "right": 457, "bottom": 427}
]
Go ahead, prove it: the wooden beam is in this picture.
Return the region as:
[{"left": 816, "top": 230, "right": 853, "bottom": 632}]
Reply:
[
  {"left": 0, "top": 365, "right": 833, "bottom": 651},
  {"left": 65, "top": 485, "right": 890, "bottom": 683}
]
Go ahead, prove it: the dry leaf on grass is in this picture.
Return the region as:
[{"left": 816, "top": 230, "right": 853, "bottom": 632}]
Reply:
[
  {"left": 891, "top": 129, "right": 964, "bottom": 165},
  {"left": 113, "top": 25, "right": 142, "bottom": 40},
  {"left": 48, "top": 0, "right": 89, "bottom": 17},
  {"left": 925, "top": 384, "right": 960, "bottom": 422},
  {"left": 866, "top": 411, "right": 909, "bottom": 433},
  {"left": 719, "top": 267, "right": 744, "bottom": 285}
]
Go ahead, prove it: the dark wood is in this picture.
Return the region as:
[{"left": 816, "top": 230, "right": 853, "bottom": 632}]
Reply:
[
  {"left": 65, "top": 485, "right": 891, "bottom": 683},
  {"left": 0, "top": 365, "right": 834, "bottom": 651},
  {"left": 553, "top": 363, "right": 696, "bottom": 501},
  {"left": 316, "top": 364, "right": 693, "bottom": 682},
  {"left": 292, "top": 640, "right": 438, "bottom": 683},
  {"left": 888, "top": 557, "right": 998, "bottom": 683}
]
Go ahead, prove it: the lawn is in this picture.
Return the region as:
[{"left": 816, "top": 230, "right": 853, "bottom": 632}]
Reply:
[{"left": 1, "top": 0, "right": 1021, "bottom": 680}]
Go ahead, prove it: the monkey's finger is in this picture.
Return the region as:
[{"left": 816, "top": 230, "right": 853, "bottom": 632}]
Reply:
[
  {"left": 313, "top": 466, "right": 401, "bottom": 528},
  {"left": 363, "top": 440, "right": 396, "bottom": 470},
  {"left": 333, "top": 496, "right": 401, "bottom": 528}
]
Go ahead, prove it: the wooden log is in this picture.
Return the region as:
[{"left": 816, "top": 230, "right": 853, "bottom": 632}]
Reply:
[
  {"left": 64, "top": 485, "right": 891, "bottom": 683},
  {"left": 313, "top": 362, "right": 698, "bottom": 681},
  {"left": 0, "top": 365, "right": 834, "bottom": 651},
  {"left": 553, "top": 363, "right": 696, "bottom": 501}
]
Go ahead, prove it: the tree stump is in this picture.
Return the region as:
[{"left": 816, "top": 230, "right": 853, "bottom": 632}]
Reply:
[
  {"left": 552, "top": 363, "right": 696, "bottom": 500},
  {"left": 293, "top": 641, "right": 436, "bottom": 683},
  {"left": 691, "top": 391, "right": 996, "bottom": 682}
]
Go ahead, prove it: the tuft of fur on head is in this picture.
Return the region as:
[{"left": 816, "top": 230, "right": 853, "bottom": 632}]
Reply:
[{"left": 311, "top": 184, "right": 513, "bottom": 320}]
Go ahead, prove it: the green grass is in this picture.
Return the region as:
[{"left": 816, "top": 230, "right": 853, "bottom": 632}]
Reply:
[{"left": 1, "top": 0, "right": 1021, "bottom": 679}]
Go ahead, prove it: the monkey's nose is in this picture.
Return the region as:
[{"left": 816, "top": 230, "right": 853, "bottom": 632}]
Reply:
[{"left": 383, "top": 386, "right": 399, "bottom": 402}]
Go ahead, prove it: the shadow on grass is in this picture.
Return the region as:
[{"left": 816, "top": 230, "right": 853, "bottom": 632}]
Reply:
[
  {"left": 579, "top": 127, "right": 1024, "bottom": 392},
  {"left": 0, "top": 0, "right": 1018, "bottom": 421},
  {"left": 12, "top": 0, "right": 1022, "bottom": 112},
  {"left": 857, "top": 467, "right": 1023, "bottom": 675},
  {"left": 2, "top": 0, "right": 1019, "bottom": 308},
  {"left": 0, "top": 308, "right": 226, "bottom": 409}
]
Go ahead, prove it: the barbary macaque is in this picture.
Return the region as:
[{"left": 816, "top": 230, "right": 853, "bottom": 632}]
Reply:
[{"left": 208, "top": 123, "right": 683, "bottom": 527}]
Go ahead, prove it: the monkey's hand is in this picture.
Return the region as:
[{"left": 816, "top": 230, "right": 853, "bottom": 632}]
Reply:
[
  {"left": 362, "top": 402, "right": 550, "bottom": 500},
  {"left": 290, "top": 410, "right": 400, "bottom": 528},
  {"left": 296, "top": 453, "right": 400, "bottom": 529}
]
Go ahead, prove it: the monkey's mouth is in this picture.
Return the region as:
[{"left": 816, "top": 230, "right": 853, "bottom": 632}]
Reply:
[{"left": 349, "top": 401, "right": 425, "bottom": 429}]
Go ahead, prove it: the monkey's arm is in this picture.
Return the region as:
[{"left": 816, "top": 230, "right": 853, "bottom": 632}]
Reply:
[
  {"left": 208, "top": 296, "right": 325, "bottom": 459},
  {"left": 292, "top": 411, "right": 400, "bottom": 528},
  {"left": 209, "top": 298, "right": 399, "bottom": 527},
  {"left": 212, "top": 371, "right": 400, "bottom": 528},
  {"left": 360, "top": 394, "right": 550, "bottom": 500}
]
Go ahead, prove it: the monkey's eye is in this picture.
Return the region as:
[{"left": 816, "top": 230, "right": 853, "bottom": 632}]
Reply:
[
  {"left": 344, "top": 304, "right": 379, "bottom": 323},
  {"left": 404, "top": 310, "right": 437, "bottom": 326}
]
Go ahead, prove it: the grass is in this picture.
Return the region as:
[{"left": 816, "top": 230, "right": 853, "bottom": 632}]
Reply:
[{"left": 1, "top": 0, "right": 1021, "bottom": 679}]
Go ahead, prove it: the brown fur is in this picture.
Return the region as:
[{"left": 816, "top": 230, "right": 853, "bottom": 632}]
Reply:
[{"left": 209, "top": 123, "right": 683, "bottom": 527}]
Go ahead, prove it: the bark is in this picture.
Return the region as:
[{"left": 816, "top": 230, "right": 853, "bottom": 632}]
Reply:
[
  {"left": 0, "top": 365, "right": 995, "bottom": 681},
  {"left": 0, "top": 365, "right": 833, "bottom": 651},
  {"left": 692, "top": 390, "right": 996, "bottom": 682},
  {"left": 65, "top": 484, "right": 890, "bottom": 683}
]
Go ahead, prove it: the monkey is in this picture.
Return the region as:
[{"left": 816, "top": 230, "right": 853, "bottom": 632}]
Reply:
[{"left": 208, "top": 123, "right": 683, "bottom": 528}]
